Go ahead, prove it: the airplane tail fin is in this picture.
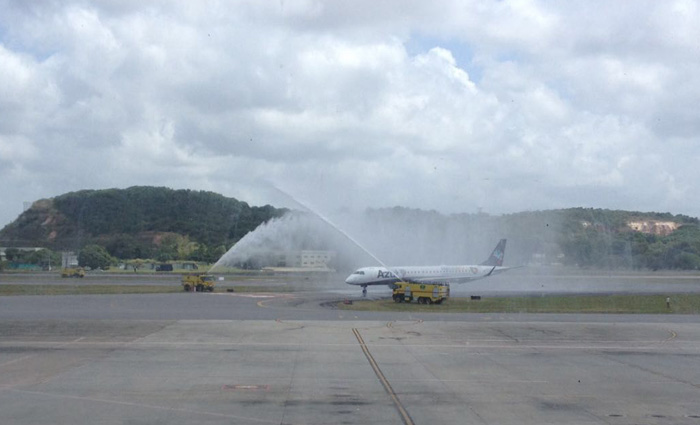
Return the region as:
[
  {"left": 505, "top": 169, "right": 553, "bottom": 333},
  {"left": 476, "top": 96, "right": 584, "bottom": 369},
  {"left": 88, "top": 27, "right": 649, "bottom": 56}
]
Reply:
[{"left": 480, "top": 239, "right": 506, "bottom": 266}]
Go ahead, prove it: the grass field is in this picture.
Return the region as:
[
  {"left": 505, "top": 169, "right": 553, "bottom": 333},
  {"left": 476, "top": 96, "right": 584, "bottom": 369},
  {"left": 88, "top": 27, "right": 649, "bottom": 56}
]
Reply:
[{"left": 339, "top": 294, "right": 700, "bottom": 314}]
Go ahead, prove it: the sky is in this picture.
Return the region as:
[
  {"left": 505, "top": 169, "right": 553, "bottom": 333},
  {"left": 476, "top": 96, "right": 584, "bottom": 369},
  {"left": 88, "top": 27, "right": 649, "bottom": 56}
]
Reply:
[{"left": 1, "top": 0, "right": 699, "bottom": 228}]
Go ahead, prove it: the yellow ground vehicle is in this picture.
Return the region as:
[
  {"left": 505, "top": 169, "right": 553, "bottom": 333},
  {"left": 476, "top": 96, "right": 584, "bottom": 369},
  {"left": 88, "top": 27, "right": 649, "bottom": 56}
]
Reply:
[
  {"left": 182, "top": 274, "right": 215, "bottom": 292},
  {"left": 392, "top": 282, "right": 449, "bottom": 304},
  {"left": 61, "top": 267, "right": 85, "bottom": 278}
]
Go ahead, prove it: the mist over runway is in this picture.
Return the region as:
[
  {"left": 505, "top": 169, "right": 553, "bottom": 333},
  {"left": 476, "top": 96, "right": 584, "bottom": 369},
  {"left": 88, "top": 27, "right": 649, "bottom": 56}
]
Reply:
[{"left": 448, "top": 266, "right": 700, "bottom": 297}]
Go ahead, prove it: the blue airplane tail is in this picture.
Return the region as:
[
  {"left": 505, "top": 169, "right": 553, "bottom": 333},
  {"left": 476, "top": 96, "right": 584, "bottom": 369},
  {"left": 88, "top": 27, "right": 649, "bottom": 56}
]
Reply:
[{"left": 480, "top": 239, "right": 506, "bottom": 266}]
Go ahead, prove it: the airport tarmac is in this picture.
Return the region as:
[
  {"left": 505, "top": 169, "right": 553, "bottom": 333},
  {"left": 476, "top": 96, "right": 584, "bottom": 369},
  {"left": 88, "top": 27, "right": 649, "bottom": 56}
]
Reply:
[
  {"left": 1, "top": 271, "right": 700, "bottom": 424},
  {"left": 1, "top": 314, "right": 700, "bottom": 425}
]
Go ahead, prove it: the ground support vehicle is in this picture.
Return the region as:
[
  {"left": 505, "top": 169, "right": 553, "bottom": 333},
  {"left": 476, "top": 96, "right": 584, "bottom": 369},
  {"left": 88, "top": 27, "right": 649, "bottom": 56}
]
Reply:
[
  {"left": 61, "top": 267, "right": 85, "bottom": 278},
  {"left": 392, "top": 282, "right": 449, "bottom": 304},
  {"left": 182, "top": 274, "right": 215, "bottom": 292}
]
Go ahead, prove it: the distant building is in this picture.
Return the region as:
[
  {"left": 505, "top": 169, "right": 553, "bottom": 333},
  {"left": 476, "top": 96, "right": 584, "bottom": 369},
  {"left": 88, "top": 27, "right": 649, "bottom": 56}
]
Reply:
[
  {"left": 242, "top": 249, "right": 336, "bottom": 270},
  {"left": 155, "top": 264, "right": 173, "bottom": 272},
  {"left": 176, "top": 262, "right": 199, "bottom": 271},
  {"left": 299, "top": 250, "right": 335, "bottom": 269},
  {"left": 62, "top": 251, "right": 79, "bottom": 268}
]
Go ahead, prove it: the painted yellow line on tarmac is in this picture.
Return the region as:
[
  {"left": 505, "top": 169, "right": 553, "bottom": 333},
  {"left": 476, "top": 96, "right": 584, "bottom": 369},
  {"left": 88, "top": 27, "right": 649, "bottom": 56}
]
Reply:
[{"left": 353, "top": 328, "right": 415, "bottom": 425}]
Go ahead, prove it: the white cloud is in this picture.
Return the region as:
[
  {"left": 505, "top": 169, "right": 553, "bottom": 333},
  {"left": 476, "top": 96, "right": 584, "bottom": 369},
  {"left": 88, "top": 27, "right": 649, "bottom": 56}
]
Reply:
[{"left": 0, "top": 0, "right": 699, "bottom": 229}]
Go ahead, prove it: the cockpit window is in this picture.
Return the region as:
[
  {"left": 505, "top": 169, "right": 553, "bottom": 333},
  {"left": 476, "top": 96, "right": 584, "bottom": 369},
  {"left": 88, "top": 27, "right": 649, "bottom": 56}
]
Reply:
[{"left": 354, "top": 270, "right": 365, "bottom": 275}]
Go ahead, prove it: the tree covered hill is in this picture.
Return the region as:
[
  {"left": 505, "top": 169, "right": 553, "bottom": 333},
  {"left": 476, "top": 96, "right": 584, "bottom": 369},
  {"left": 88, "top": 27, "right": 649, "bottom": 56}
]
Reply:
[
  {"left": 357, "top": 207, "right": 700, "bottom": 270},
  {"left": 2, "top": 187, "right": 700, "bottom": 270},
  {"left": 553, "top": 208, "right": 700, "bottom": 269},
  {"left": 0, "top": 186, "right": 286, "bottom": 261}
]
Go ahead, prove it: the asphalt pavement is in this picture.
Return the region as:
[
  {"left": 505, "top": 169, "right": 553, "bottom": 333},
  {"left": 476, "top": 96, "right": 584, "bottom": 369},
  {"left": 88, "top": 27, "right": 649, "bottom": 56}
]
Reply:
[{"left": 1, "top": 269, "right": 700, "bottom": 424}]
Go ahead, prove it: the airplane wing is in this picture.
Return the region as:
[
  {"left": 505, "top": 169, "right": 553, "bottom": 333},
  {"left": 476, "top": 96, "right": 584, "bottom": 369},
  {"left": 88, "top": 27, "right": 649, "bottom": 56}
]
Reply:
[
  {"left": 410, "top": 267, "right": 497, "bottom": 284},
  {"left": 409, "top": 266, "right": 519, "bottom": 284}
]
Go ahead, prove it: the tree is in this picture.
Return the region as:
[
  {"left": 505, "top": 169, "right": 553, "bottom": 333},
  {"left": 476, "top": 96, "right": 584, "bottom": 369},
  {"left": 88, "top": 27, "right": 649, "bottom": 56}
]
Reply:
[
  {"left": 127, "top": 259, "right": 145, "bottom": 272},
  {"left": 206, "top": 245, "right": 227, "bottom": 264},
  {"left": 155, "top": 234, "right": 179, "bottom": 262},
  {"left": 643, "top": 242, "right": 667, "bottom": 271},
  {"left": 4, "top": 248, "right": 20, "bottom": 261},
  {"left": 674, "top": 252, "right": 700, "bottom": 270},
  {"left": 24, "top": 249, "right": 61, "bottom": 269},
  {"left": 106, "top": 235, "right": 150, "bottom": 260},
  {"left": 187, "top": 243, "right": 208, "bottom": 262},
  {"left": 176, "top": 235, "right": 198, "bottom": 260},
  {"left": 79, "top": 245, "right": 115, "bottom": 270}
]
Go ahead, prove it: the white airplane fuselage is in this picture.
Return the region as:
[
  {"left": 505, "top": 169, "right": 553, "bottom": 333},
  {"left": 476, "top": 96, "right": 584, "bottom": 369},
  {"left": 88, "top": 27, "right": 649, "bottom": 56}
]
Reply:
[
  {"left": 345, "top": 265, "right": 507, "bottom": 286},
  {"left": 345, "top": 239, "right": 510, "bottom": 288}
]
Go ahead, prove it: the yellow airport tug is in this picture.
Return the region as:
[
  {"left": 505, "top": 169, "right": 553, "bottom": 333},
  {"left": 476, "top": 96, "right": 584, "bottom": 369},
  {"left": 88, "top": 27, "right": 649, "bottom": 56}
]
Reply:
[
  {"left": 182, "top": 274, "right": 215, "bottom": 292},
  {"left": 61, "top": 267, "right": 85, "bottom": 278},
  {"left": 392, "top": 282, "right": 449, "bottom": 304}
]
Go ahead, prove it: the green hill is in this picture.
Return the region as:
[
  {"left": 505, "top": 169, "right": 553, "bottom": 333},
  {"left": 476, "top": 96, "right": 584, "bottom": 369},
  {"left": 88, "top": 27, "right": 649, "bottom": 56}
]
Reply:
[
  {"left": 553, "top": 208, "right": 700, "bottom": 269},
  {"left": 0, "top": 186, "right": 286, "bottom": 261},
  {"left": 2, "top": 188, "right": 700, "bottom": 270},
  {"left": 359, "top": 206, "right": 700, "bottom": 270}
]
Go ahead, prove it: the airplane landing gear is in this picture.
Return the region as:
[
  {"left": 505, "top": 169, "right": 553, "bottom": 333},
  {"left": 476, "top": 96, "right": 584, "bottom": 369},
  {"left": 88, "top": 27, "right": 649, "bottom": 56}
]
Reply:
[{"left": 362, "top": 286, "right": 367, "bottom": 297}]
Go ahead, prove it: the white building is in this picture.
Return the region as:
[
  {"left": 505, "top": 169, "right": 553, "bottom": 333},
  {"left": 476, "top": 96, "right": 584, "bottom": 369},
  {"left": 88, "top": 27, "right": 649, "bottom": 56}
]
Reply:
[
  {"left": 61, "top": 251, "right": 79, "bottom": 268},
  {"left": 299, "top": 250, "right": 335, "bottom": 269}
]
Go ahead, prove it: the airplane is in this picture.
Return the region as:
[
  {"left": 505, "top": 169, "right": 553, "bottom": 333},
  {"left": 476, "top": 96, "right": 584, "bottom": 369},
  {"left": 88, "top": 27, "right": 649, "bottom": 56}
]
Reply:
[{"left": 345, "top": 239, "right": 510, "bottom": 296}]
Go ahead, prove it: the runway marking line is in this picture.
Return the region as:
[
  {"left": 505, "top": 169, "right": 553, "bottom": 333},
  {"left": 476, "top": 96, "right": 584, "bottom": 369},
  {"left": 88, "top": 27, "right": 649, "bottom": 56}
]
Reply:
[
  {"left": 385, "top": 320, "right": 423, "bottom": 330},
  {"left": 255, "top": 297, "right": 321, "bottom": 313},
  {"left": 665, "top": 329, "right": 678, "bottom": 342},
  {"left": 3, "top": 388, "right": 279, "bottom": 424},
  {"left": 353, "top": 328, "right": 415, "bottom": 425},
  {"left": 0, "top": 336, "right": 85, "bottom": 368}
]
